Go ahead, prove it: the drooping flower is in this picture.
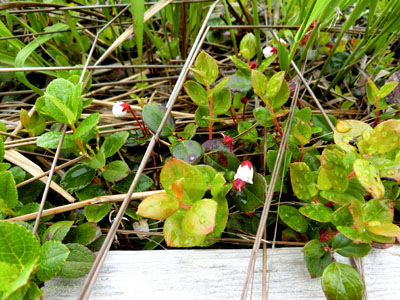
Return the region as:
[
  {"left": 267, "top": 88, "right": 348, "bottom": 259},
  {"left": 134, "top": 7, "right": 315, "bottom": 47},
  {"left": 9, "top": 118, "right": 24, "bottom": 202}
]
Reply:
[
  {"left": 233, "top": 160, "right": 253, "bottom": 191},
  {"left": 248, "top": 61, "right": 257, "bottom": 69},
  {"left": 133, "top": 219, "right": 149, "bottom": 240},
  {"left": 263, "top": 46, "right": 277, "bottom": 58},
  {"left": 112, "top": 101, "right": 130, "bottom": 117},
  {"left": 222, "top": 133, "right": 233, "bottom": 152}
]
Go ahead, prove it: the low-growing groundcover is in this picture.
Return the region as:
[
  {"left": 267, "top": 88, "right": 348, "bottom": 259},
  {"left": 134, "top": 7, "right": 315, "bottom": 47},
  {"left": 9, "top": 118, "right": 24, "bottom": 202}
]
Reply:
[{"left": 1, "top": 0, "right": 400, "bottom": 299}]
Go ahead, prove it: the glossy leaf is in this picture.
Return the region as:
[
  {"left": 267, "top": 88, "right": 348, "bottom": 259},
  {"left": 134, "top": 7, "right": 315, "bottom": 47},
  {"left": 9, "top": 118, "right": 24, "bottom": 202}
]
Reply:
[
  {"left": 299, "top": 203, "right": 332, "bottom": 222},
  {"left": 36, "top": 241, "right": 69, "bottom": 281},
  {"left": 184, "top": 80, "right": 208, "bottom": 106},
  {"left": 239, "top": 33, "right": 256, "bottom": 60},
  {"left": 36, "top": 131, "right": 76, "bottom": 149},
  {"left": 0, "top": 171, "right": 18, "bottom": 209},
  {"left": 102, "top": 160, "right": 130, "bottom": 182},
  {"left": 353, "top": 159, "right": 384, "bottom": 199},
  {"left": 322, "top": 263, "right": 364, "bottom": 300},
  {"left": 182, "top": 199, "right": 218, "bottom": 236},
  {"left": 303, "top": 239, "right": 327, "bottom": 258},
  {"left": 160, "top": 158, "right": 207, "bottom": 205},
  {"left": 212, "top": 87, "right": 231, "bottom": 115},
  {"left": 378, "top": 81, "right": 398, "bottom": 98},
  {"left": 0, "top": 138, "right": 3, "bottom": 163},
  {"left": 368, "top": 120, "right": 400, "bottom": 154},
  {"left": 193, "top": 51, "right": 218, "bottom": 86},
  {"left": 171, "top": 140, "right": 204, "bottom": 164},
  {"left": 232, "top": 173, "right": 266, "bottom": 213},
  {"left": 60, "top": 164, "right": 95, "bottom": 193},
  {"left": 293, "top": 120, "right": 312, "bottom": 146},
  {"left": 58, "top": 243, "right": 95, "bottom": 278},
  {"left": 253, "top": 107, "right": 274, "bottom": 127},
  {"left": 100, "top": 131, "right": 129, "bottom": 158},
  {"left": 88, "top": 151, "right": 106, "bottom": 169},
  {"left": 270, "top": 80, "right": 290, "bottom": 109},
  {"left": 142, "top": 104, "right": 175, "bottom": 137},
  {"left": 41, "top": 221, "right": 74, "bottom": 243},
  {"left": 368, "top": 222, "right": 400, "bottom": 237},
  {"left": 237, "top": 121, "right": 258, "bottom": 143},
  {"left": 278, "top": 205, "right": 308, "bottom": 233},
  {"left": 320, "top": 148, "right": 348, "bottom": 193},
  {"left": 290, "top": 162, "right": 318, "bottom": 200},
  {"left": 251, "top": 69, "right": 267, "bottom": 97},
  {"left": 44, "top": 94, "right": 75, "bottom": 125},
  {"left": 112, "top": 172, "right": 153, "bottom": 193},
  {"left": 195, "top": 105, "right": 210, "bottom": 128},
  {"left": 332, "top": 233, "right": 371, "bottom": 258},
  {"left": 137, "top": 192, "right": 179, "bottom": 220},
  {"left": 363, "top": 199, "right": 393, "bottom": 223},
  {"left": 334, "top": 120, "right": 372, "bottom": 152},
  {"left": 304, "top": 251, "right": 332, "bottom": 278},
  {"left": 163, "top": 210, "right": 206, "bottom": 247},
  {"left": 366, "top": 78, "right": 379, "bottom": 106},
  {"left": 266, "top": 71, "right": 285, "bottom": 98},
  {"left": 72, "top": 222, "right": 101, "bottom": 246},
  {"left": 73, "top": 113, "right": 99, "bottom": 138}
]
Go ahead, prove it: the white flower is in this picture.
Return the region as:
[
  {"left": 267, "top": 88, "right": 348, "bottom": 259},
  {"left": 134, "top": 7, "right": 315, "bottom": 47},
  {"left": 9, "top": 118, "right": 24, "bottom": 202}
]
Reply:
[
  {"left": 234, "top": 160, "right": 253, "bottom": 184},
  {"left": 133, "top": 219, "right": 149, "bottom": 240},
  {"left": 263, "top": 46, "right": 277, "bottom": 58},
  {"left": 112, "top": 101, "right": 129, "bottom": 117}
]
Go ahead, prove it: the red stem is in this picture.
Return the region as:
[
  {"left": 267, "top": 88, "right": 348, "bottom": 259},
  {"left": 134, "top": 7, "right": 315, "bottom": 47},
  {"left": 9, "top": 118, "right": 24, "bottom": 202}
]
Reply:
[
  {"left": 229, "top": 106, "right": 238, "bottom": 127},
  {"left": 242, "top": 102, "right": 247, "bottom": 121},
  {"left": 127, "top": 106, "right": 146, "bottom": 135},
  {"left": 268, "top": 107, "right": 283, "bottom": 138}
]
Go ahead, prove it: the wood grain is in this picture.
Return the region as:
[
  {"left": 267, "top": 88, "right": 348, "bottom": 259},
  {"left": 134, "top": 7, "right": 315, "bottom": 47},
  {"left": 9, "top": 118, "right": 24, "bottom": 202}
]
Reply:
[{"left": 43, "top": 246, "right": 400, "bottom": 299}]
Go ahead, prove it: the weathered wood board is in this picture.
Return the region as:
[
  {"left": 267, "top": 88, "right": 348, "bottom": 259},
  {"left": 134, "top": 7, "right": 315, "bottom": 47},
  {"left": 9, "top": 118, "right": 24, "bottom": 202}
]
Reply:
[{"left": 43, "top": 246, "right": 400, "bottom": 299}]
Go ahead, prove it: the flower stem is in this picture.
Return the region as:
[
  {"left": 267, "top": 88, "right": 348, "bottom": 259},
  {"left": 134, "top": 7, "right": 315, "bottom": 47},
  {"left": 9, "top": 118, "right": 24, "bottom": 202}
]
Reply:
[
  {"left": 229, "top": 106, "right": 238, "bottom": 127},
  {"left": 268, "top": 107, "right": 283, "bottom": 138},
  {"left": 127, "top": 106, "right": 146, "bottom": 136}
]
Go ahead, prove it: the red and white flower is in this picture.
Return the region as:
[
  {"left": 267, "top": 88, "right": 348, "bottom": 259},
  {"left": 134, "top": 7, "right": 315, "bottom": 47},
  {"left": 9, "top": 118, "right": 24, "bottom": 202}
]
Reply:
[
  {"left": 112, "top": 101, "right": 130, "bottom": 117},
  {"left": 262, "top": 46, "right": 277, "bottom": 58},
  {"left": 233, "top": 160, "right": 253, "bottom": 191}
]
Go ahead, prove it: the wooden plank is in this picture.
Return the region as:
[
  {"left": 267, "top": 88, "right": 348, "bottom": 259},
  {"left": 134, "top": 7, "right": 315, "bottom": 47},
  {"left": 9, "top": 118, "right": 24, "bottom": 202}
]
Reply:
[{"left": 43, "top": 246, "right": 400, "bottom": 299}]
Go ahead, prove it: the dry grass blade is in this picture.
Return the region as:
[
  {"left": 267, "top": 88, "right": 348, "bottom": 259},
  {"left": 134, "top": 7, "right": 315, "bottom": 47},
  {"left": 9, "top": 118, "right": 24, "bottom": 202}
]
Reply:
[
  {"left": 4, "top": 149, "right": 75, "bottom": 203},
  {"left": 8, "top": 190, "right": 164, "bottom": 222}
]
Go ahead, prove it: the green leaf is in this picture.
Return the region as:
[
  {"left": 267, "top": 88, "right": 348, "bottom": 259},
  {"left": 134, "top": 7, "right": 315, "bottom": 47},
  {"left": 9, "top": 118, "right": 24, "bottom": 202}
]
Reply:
[
  {"left": 290, "top": 162, "right": 318, "bottom": 200},
  {"left": 299, "top": 203, "right": 332, "bottom": 222},
  {"left": 46, "top": 78, "right": 75, "bottom": 106},
  {"left": 332, "top": 233, "right": 371, "bottom": 258},
  {"left": 253, "top": 107, "right": 274, "bottom": 127},
  {"left": 368, "top": 221, "right": 400, "bottom": 237},
  {"left": 239, "top": 33, "right": 256, "bottom": 60},
  {"left": 160, "top": 158, "right": 207, "bottom": 205},
  {"left": 304, "top": 251, "right": 332, "bottom": 278},
  {"left": 312, "top": 114, "right": 338, "bottom": 141},
  {"left": 378, "top": 81, "right": 398, "bottom": 98},
  {"left": 0, "top": 262, "right": 19, "bottom": 291},
  {"left": 237, "top": 121, "right": 258, "bottom": 143},
  {"left": 36, "top": 132, "right": 76, "bottom": 149},
  {"left": 278, "top": 205, "right": 308, "bottom": 233},
  {"left": 100, "top": 131, "right": 129, "bottom": 158},
  {"left": 322, "top": 263, "right": 364, "bottom": 300},
  {"left": 353, "top": 159, "right": 384, "bottom": 199},
  {"left": 184, "top": 80, "right": 208, "bottom": 106},
  {"left": 102, "top": 160, "right": 130, "bottom": 182},
  {"left": 251, "top": 69, "right": 267, "bottom": 97},
  {"left": 293, "top": 120, "right": 312, "bottom": 146},
  {"left": 41, "top": 221, "right": 74, "bottom": 243},
  {"left": 36, "top": 241, "right": 70, "bottom": 282},
  {"left": 84, "top": 203, "right": 112, "bottom": 223},
  {"left": 229, "top": 55, "right": 251, "bottom": 72},
  {"left": 204, "top": 151, "right": 240, "bottom": 172},
  {"left": 163, "top": 210, "right": 206, "bottom": 247},
  {"left": 266, "top": 71, "right": 285, "bottom": 98},
  {"left": 60, "top": 164, "right": 95, "bottom": 193},
  {"left": 72, "top": 222, "right": 101, "bottom": 246},
  {"left": 232, "top": 173, "right": 266, "bottom": 213},
  {"left": 332, "top": 205, "right": 353, "bottom": 227},
  {"left": 112, "top": 172, "right": 153, "bottom": 194},
  {"left": 366, "top": 78, "right": 379, "bottom": 106},
  {"left": 0, "top": 138, "right": 4, "bottom": 163},
  {"left": 171, "top": 140, "right": 204, "bottom": 164},
  {"left": 368, "top": 120, "right": 400, "bottom": 154},
  {"left": 195, "top": 105, "right": 210, "bottom": 128},
  {"left": 88, "top": 151, "right": 106, "bottom": 169},
  {"left": 212, "top": 87, "right": 231, "bottom": 115},
  {"left": 334, "top": 120, "right": 372, "bottom": 152},
  {"left": 58, "top": 243, "right": 95, "bottom": 278},
  {"left": 226, "top": 75, "right": 252, "bottom": 93},
  {"left": 269, "top": 80, "right": 290, "bottom": 109},
  {"left": 303, "top": 239, "right": 328, "bottom": 258},
  {"left": 137, "top": 192, "right": 179, "bottom": 220},
  {"left": 44, "top": 94, "right": 76, "bottom": 125},
  {"left": 0, "top": 171, "right": 18, "bottom": 209},
  {"left": 210, "top": 172, "right": 226, "bottom": 197},
  {"left": 73, "top": 113, "right": 99, "bottom": 138},
  {"left": 320, "top": 148, "right": 349, "bottom": 193},
  {"left": 142, "top": 104, "right": 175, "bottom": 137},
  {"left": 193, "top": 51, "right": 219, "bottom": 86},
  {"left": 363, "top": 199, "right": 393, "bottom": 223},
  {"left": 182, "top": 199, "right": 218, "bottom": 236},
  {"left": 0, "top": 221, "right": 40, "bottom": 267}
]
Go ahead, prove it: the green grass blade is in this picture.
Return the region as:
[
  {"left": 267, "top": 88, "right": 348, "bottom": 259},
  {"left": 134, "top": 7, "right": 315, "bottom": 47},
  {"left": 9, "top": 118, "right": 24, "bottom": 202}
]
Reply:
[{"left": 131, "top": 0, "right": 144, "bottom": 63}]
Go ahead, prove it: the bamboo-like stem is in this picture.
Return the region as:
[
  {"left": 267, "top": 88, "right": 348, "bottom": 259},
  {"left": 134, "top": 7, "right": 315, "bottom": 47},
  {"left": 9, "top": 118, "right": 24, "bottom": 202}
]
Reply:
[{"left": 8, "top": 190, "right": 164, "bottom": 222}]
